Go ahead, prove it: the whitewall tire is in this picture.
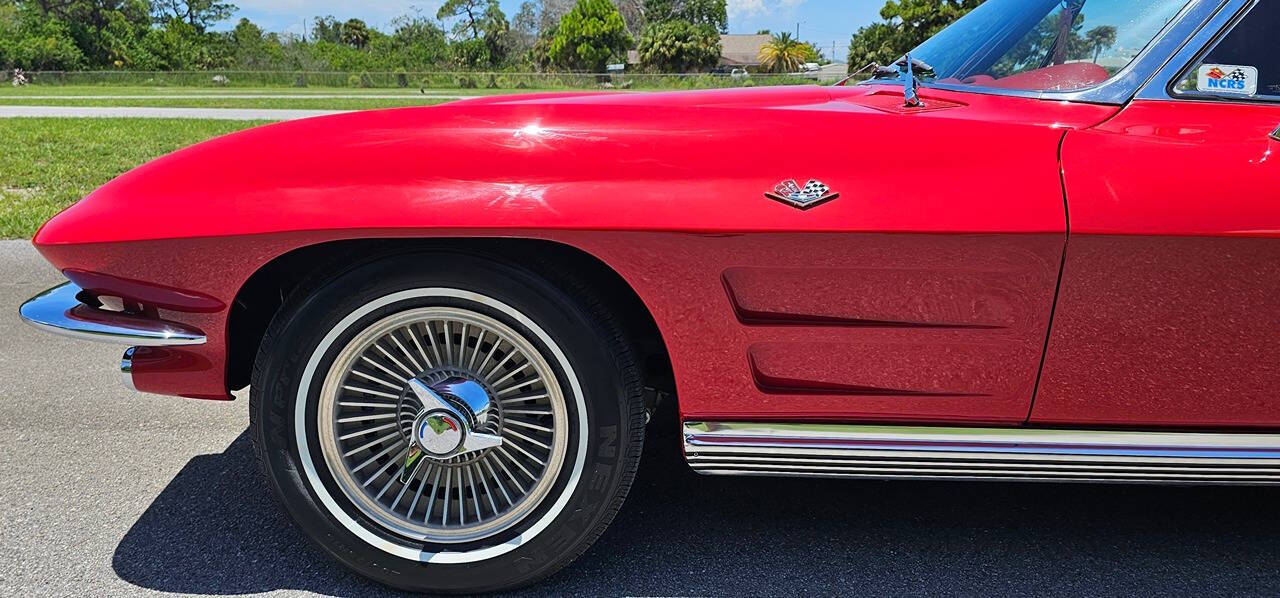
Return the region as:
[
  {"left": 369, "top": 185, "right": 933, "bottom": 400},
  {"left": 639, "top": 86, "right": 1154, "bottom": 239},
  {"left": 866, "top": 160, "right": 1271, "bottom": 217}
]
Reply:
[{"left": 250, "top": 251, "right": 645, "bottom": 593}]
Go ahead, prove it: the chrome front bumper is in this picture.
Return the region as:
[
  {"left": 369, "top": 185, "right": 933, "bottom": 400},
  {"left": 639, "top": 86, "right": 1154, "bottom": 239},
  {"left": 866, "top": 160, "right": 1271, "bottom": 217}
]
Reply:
[
  {"left": 20, "top": 281, "right": 207, "bottom": 390},
  {"left": 20, "top": 282, "right": 206, "bottom": 346}
]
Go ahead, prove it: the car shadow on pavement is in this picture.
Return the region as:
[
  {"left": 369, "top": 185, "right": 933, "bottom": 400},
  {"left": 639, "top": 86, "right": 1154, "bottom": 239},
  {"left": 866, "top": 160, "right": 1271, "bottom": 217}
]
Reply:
[{"left": 114, "top": 428, "right": 1280, "bottom": 596}]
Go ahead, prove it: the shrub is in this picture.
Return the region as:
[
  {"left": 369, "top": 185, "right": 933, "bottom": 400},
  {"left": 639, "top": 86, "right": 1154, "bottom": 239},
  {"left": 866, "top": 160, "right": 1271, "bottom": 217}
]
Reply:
[
  {"left": 636, "top": 20, "right": 721, "bottom": 73},
  {"left": 547, "top": 0, "right": 632, "bottom": 72}
]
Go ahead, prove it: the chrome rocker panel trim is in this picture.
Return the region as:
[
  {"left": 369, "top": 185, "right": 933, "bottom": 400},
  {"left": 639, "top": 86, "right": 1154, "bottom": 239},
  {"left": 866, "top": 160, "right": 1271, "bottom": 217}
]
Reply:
[
  {"left": 684, "top": 422, "right": 1280, "bottom": 485},
  {"left": 19, "top": 281, "right": 206, "bottom": 346}
]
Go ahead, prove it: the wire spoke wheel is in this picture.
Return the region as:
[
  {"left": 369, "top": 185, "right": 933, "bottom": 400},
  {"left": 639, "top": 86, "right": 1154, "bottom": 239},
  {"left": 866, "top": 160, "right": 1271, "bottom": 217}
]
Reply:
[
  {"left": 317, "top": 306, "right": 570, "bottom": 544},
  {"left": 254, "top": 255, "right": 643, "bottom": 592}
]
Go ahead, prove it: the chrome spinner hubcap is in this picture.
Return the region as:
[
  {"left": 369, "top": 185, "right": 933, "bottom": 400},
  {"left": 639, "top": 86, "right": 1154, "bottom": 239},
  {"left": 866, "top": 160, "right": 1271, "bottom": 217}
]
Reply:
[
  {"left": 317, "top": 306, "right": 569, "bottom": 544},
  {"left": 415, "top": 411, "right": 464, "bottom": 457}
]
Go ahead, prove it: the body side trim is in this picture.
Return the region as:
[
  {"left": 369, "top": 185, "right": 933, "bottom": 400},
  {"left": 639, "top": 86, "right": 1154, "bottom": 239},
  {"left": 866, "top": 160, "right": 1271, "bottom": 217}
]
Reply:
[{"left": 684, "top": 421, "right": 1280, "bottom": 484}]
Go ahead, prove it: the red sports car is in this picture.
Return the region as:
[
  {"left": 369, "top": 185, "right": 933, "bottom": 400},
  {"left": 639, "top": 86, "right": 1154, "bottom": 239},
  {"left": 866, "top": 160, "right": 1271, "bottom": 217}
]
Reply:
[{"left": 19, "top": 0, "right": 1280, "bottom": 593}]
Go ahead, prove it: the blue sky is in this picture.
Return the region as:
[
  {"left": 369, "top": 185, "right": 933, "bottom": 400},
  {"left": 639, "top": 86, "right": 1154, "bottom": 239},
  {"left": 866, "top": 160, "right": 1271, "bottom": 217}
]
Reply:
[{"left": 227, "top": 0, "right": 888, "bottom": 63}]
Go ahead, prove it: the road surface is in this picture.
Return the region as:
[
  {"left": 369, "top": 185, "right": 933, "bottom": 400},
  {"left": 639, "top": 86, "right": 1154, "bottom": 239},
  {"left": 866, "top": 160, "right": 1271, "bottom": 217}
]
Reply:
[{"left": 2, "top": 239, "right": 1279, "bottom": 596}]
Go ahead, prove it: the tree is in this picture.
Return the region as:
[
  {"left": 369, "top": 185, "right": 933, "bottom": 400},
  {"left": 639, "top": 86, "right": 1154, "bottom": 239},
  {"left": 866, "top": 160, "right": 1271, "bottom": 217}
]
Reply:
[
  {"left": 26, "top": 0, "right": 153, "bottom": 66},
  {"left": 798, "top": 41, "right": 823, "bottom": 64},
  {"left": 642, "top": 0, "right": 726, "bottom": 33},
  {"left": 616, "top": 0, "right": 644, "bottom": 34},
  {"left": 846, "top": 22, "right": 896, "bottom": 70},
  {"left": 231, "top": 17, "right": 282, "bottom": 68},
  {"left": 310, "top": 15, "right": 342, "bottom": 43},
  {"left": 389, "top": 12, "right": 449, "bottom": 66},
  {"left": 138, "top": 17, "right": 227, "bottom": 69},
  {"left": 340, "top": 17, "right": 369, "bottom": 49},
  {"left": 1085, "top": 24, "right": 1116, "bottom": 62},
  {"left": 437, "top": 0, "right": 488, "bottom": 39},
  {"left": 758, "top": 31, "right": 805, "bottom": 73},
  {"left": 522, "top": 0, "right": 575, "bottom": 69},
  {"left": 151, "top": 0, "right": 235, "bottom": 33},
  {"left": 0, "top": 2, "right": 85, "bottom": 69},
  {"left": 548, "top": 0, "right": 631, "bottom": 72},
  {"left": 847, "top": 0, "right": 983, "bottom": 70},
  {"left": 991, "top": 9, "right": 1088, "bottom": 76},
  {"left": 509, "top": 1, "right": 540, "bottom": 55},
  {"left": 437, "top": 0, "right": 509, "bottom": 67},
  {"left": 480, "top": 0, "right": 509, "bottom": 64},
  {"left": 537, "top": 0, "right": 575, "bottom": 34},
  {"left": 636, "top": 19, "right": 719, "bottom": 72}
]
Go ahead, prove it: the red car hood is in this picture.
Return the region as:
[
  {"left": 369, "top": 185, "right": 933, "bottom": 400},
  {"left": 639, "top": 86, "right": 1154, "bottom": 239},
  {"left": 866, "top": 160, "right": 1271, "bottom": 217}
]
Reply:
[{"left": 34, "top": 84, "right": 1116, "bottom": 246}]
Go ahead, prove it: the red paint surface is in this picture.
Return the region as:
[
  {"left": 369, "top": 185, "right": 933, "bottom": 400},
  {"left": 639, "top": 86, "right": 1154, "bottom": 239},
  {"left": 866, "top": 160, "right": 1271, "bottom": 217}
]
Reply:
[
  {"left": 1033, "top": 100, "right": 1280, "bottom": 428},
  {"left": 33, "top": 85, "right": 1114, "bottom": 422}
]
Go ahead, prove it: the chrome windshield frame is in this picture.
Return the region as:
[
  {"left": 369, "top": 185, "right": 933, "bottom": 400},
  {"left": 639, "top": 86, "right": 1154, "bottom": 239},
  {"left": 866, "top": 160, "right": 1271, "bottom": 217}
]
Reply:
[{"left": 857, "top": 0, "right": 1232, "bottom": 105}]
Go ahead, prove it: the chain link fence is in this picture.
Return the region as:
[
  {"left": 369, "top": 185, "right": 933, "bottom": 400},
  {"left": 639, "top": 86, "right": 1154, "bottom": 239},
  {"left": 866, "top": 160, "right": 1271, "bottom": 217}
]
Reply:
[{"left": 18, "top": 70, "right": 843, "bottom": 90}]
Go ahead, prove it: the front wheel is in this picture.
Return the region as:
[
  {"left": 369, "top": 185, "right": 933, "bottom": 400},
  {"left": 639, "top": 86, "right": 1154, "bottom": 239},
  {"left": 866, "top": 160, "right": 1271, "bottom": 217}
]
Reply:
[{"left": 250, "top": 252, "right": 644, "bottom": 593}]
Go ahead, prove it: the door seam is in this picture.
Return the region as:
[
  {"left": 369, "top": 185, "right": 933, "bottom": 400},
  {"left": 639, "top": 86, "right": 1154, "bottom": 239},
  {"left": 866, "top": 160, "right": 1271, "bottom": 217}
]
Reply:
[{"left": 1025, "top": 129, "right": 1072, "bottom": 423}]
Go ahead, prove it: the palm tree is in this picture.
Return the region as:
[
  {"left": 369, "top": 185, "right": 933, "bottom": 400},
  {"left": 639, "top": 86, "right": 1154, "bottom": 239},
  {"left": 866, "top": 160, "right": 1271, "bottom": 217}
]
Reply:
[
  {"left": 1085, "top": 25, "right": 1117, "bottom": 63},
  {"left": 341, "top": 18, "right": 371, "bottom": 49},
  {"left": 758, "top": 32, "right": 807, "bottom": 73}
]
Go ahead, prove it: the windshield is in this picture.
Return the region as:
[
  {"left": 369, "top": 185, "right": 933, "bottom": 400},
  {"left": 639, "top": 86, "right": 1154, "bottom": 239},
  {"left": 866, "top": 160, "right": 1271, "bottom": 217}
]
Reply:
[{"left": 901, "top": 0, "right": 1189, "bottom": 93}]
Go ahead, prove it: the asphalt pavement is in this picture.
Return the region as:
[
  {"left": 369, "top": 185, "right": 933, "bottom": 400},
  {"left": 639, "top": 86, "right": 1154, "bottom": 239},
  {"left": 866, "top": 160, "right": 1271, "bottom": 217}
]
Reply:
[{"left": 3, "top": 238, "right": 1280, "bottom": 596}]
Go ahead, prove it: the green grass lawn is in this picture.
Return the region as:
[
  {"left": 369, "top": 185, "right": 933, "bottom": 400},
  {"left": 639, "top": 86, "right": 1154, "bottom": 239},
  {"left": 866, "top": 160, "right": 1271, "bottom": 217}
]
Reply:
[
  {"left": 0, "top": 96, "right": 457, "bottom": 110},
  {"left": 0, "top": 118, "right": 265, "bottom": 238}
]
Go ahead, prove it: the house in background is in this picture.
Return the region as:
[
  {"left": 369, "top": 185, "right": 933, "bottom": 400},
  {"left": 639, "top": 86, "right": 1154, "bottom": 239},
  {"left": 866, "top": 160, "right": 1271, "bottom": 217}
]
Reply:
[
  {"left": 718, "top": 34, "right": 771, "bottom": 69},
  {"left": 806, "top": 62, "right": 849, "bottom": 81}
]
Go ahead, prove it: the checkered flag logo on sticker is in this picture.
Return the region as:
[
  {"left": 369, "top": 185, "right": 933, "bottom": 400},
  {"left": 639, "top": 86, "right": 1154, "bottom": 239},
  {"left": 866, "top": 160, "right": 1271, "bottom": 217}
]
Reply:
[
  {"left": 765, "top": 178, "right": 840, "bottom": 210},
  {"left": 1198, "top": 63, "right": 1258, "bottom": 96}
]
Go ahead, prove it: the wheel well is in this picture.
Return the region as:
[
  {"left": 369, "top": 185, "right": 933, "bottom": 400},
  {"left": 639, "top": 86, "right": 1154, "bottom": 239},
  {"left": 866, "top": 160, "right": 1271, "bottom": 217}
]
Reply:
[{"left": 226, "top": 238, "right": 675, "bottom": 403}]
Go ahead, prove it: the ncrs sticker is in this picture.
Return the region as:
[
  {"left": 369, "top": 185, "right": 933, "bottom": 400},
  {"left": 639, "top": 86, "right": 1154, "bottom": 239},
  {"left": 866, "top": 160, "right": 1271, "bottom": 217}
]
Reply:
[{"left": 1197, "top": 64, "right": 1259, "bottom": 96}]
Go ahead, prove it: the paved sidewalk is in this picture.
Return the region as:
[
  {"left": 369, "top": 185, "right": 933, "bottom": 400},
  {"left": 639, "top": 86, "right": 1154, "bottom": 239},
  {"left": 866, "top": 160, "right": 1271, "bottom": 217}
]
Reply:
[{"left": 0, "top": 105, "right": 348, "bottom": 120}]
